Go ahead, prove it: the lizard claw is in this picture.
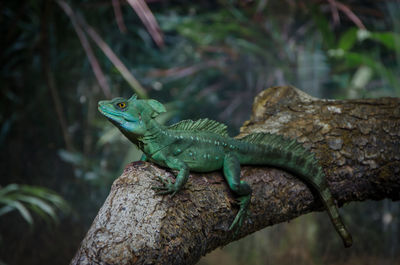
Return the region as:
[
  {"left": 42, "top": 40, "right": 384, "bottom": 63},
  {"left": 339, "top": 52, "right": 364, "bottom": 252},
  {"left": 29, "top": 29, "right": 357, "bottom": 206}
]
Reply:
[
  {"left": 151, "top": 175, "right": 178, "bottom": 196},
  {"left": 228, "top": 195, "right": 251, "bottom": 237},
  {"left": 157, "top": 175, "right": 171, "bottom": 186}
]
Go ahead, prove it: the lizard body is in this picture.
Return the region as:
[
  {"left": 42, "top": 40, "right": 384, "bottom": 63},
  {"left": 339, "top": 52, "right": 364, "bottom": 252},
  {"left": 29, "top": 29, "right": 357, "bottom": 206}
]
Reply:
[{"left": 98, "top": 95, "right": 353, "bottom": 247}]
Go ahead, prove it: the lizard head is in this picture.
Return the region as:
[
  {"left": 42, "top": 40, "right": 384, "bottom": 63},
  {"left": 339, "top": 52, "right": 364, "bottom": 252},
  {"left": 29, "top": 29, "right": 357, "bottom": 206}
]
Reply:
[{"left": 98, "top": 95, "right": 166, "bottom": 136}]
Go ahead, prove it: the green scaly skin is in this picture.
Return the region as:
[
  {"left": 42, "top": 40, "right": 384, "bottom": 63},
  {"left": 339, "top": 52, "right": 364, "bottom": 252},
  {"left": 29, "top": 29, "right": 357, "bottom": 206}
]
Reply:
[{"left": 98, "top": 95, "right": 353, "bottom": 247}]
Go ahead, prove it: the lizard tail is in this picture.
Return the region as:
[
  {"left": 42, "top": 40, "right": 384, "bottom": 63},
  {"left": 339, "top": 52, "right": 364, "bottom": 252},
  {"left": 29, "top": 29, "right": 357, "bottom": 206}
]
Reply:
[
  {"left": 237, "top": 132, "right": 353, "bottom": 247},
  {"left": 320, "top": 184, "right": 353, "bottom": 247}
]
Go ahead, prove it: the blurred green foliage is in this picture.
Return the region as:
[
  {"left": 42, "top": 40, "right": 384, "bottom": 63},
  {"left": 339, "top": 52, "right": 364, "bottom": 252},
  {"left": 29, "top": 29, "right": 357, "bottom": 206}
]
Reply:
[
  {"left": 0, "top": 184, "right": 69, "bottom": 226},
  {"left": 1, "top": 0, "right": 399, "bottom": 264}
]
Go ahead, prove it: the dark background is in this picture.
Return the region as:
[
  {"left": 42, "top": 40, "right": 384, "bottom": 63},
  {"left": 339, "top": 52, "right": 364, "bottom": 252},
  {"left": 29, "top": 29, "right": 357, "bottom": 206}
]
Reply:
[{"left": 1, "top": 0, "right": 399, "bottom": 264}]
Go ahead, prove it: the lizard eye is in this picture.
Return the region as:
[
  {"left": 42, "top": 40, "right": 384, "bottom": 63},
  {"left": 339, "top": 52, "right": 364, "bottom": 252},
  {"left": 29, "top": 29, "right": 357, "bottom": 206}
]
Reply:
[{"left": 117, "top": 102, "right": 127, "bottom": 109}]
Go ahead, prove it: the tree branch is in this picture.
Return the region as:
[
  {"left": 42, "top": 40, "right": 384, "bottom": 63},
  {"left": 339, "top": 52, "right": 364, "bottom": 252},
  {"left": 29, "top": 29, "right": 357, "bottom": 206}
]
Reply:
[{"left": 71, "top": 86, "right": 400, "bottom": 265}]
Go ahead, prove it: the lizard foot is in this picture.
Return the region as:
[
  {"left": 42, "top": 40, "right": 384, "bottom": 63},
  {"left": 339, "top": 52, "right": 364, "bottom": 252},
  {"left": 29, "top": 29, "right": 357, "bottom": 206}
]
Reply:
[
  {"left": 228, "top": 195, "right": 251, "bottom": 237},
  {"left": 151, "top": 176, "right": 179, "bottom": 197}
]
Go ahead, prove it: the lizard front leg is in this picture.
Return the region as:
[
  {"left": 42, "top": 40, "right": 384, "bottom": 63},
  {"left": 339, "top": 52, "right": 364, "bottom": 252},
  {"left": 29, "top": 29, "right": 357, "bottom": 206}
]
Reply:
[
  {"left": 152, "top": 156, "right": 189, "bottom": 197},
  {"left": 140, "top": 153, "right": 147, "bottom": 161},
  {"left": 223, "top": 153, "right": 252, "bottom": 234}
]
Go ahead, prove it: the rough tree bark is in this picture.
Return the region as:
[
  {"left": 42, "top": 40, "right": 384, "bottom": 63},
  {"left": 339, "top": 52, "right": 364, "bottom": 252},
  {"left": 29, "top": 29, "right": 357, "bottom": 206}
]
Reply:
[{"left": 71, "top": 86, "right": 400, "bottom": 265}]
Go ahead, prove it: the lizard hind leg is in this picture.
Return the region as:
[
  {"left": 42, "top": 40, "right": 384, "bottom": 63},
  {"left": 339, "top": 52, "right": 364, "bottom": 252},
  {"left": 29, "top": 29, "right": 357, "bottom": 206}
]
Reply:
[{"left": 223, "top": 154, "right": 252, "bottom": 235}]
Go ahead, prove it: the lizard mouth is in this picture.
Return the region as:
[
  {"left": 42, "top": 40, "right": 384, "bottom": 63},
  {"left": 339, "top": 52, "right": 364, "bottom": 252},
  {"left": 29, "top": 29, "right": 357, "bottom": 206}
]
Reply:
[
  {"left": 98, "top": 104, "right": 126, "bottom": 123},
  {"left": 98, "top": 105, "right": 116, "bottom": 117},
  {"left": 98, "top": 103, "right": 139, "bottom": 124}
]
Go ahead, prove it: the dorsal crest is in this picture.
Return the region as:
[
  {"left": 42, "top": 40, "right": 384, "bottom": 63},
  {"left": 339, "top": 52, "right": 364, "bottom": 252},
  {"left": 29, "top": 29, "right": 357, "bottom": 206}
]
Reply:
[
  {"left": 238, "top": 132, "right": 318, "bottom": 165},
  {"left": 238, "top": 133, "right": 301, "bottom": 150},
  {"left": 168, "top": 118, "right": 228, "bottom": 136}
]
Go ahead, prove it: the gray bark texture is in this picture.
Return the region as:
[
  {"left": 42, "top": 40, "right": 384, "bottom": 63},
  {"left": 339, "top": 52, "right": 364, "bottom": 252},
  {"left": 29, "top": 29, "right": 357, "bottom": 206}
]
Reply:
[{"left": 71, "top": 86, "right": 400, "bottom": 265}]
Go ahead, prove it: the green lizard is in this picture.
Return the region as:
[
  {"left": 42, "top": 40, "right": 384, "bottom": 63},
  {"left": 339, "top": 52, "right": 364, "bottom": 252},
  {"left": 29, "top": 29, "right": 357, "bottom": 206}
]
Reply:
[{"left": 98, "top": 95, "right": 353, "bottom": 247}]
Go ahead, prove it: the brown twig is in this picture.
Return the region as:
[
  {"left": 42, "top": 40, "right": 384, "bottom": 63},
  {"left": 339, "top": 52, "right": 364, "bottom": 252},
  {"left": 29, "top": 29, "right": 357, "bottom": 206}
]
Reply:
[
  {"left": 41, "top": 0, "right": 75, "bottom": 151},
  {"left": 62, "top": 9, "right": 147, "bottom": 98},
  {"left": 80, "top": 0, "right": 167, "bottom": 8},
  {"left": 57, "top": 0, "right": 112, "bottom": 98},
  {"left": 327, "top": 0, "right": 340, "bottom": 26},
  {"left": 112, "top": 0, "right": 127, "bottom": 34},
  {"left": 58, "top": 0, "right": 147, "bottom": 98},
  {"left": 77, "top": 15, "right": 148, "bottom": 98},
  {"left": 328, "top": 0, "right": 366, "bottom": 29},
  {"left": 126, "top": 0, "right": 164, "bottom": 48}
]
